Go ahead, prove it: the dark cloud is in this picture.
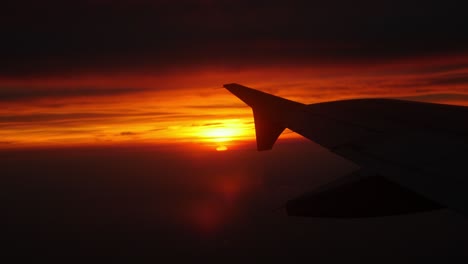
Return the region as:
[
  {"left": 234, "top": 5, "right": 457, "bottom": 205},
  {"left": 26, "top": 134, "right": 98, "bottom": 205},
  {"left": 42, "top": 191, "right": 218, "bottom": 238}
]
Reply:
[
  {"left": 0, "top": 87, "right": 149, "bottom": 101},
  {"left": 0, "top": 110, "right": 251, "bottom": 129},
  {"left": 1, "top": 0, "right": 467, "bottom": 77},
  {"left": 402, "top": 63, "right": 468, "bottom": 75},
  {"left": 120, "top": 131, "right": 140, "bottom": 136},
  {"left": 190, "top": 122, "right": 224, "bottom": 127},
  {"left": 0, "top": 112, "right": 176, "bottom": 124},
  {"left": 202, "top": 122, "right": 224, "bottom": 126},
  {"left": 147, "top": 127, "right": 166, "bottom": 132},
  {"left": 426, "top": 74, "right": 468, "bottom": 87},
  {"left": 187, "top": 104, "right": 244, "bottom": 109},
  {"left": 384, "top": 73, "right": 468, "bottom": 89}
]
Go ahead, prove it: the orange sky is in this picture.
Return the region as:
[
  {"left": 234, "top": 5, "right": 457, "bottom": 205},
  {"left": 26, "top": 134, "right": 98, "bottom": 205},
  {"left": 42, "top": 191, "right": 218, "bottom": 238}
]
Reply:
[{"left": 1, "top": 56, "right": 468, "bottom": 150}]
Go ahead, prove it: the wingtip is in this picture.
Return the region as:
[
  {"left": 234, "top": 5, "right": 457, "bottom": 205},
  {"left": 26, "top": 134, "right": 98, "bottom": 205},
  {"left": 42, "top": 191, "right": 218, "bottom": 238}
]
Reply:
[
  {"left": 223, "top": 83, "right": 256, "bottom": 96},
  {"left": 223, "top": 83, "right": 241, "bottom": 91}
]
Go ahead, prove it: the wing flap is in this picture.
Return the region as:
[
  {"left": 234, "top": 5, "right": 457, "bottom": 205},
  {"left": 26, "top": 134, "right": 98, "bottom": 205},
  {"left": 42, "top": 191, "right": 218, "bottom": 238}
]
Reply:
[
  {"left": 335, "top": 144, "right": 468, "bottom": 216},
  {"left": 286, "top": 171, "right": 444, "bottom": 218}
]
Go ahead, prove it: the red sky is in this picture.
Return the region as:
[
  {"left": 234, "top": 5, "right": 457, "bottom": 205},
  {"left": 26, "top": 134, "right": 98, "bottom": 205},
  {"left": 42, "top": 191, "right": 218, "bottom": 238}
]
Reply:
[
  {"left": 1, "top": 1, "right": 468, "bottom": 149},
  {"left": 2, "top": 55, "right": 468, "bottom": 149}
]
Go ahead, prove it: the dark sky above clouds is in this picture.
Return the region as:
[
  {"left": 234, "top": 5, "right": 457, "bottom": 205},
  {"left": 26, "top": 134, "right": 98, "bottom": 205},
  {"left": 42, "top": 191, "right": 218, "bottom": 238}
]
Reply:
[{"left": 1, "top": 0, "right": 467, "bottom": 76}]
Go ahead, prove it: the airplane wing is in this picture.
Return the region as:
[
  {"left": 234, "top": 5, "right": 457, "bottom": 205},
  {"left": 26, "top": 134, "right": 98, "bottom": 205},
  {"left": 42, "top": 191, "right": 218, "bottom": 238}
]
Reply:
[{"left": 224, "top": 83, "right": 468, "bottom": 218}]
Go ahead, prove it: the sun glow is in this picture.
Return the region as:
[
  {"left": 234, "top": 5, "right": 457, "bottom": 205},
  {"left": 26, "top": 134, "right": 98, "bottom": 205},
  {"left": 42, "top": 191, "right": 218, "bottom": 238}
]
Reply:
[
  {"left": 202, "top": 127, "right": 240, "bottom": 142},
  {"left": 195, "top": 119, "right": 253, "bottom": 150},
  {"left": 216, "top": 145, "right": 228, "bottom": 151},
  {"left": 5, "top": 60, "right": 467, "bottom": 149}
]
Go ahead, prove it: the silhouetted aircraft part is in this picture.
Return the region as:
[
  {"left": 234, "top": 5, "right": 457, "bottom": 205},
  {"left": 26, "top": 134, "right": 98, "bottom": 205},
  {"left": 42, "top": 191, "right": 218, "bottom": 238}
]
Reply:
[
  {"left": 286, "top": 172, "right": 444, "bottom": 218},
  {"left": 252, "top": 108, "right": 286, "bottom": 151},
  {"left": 224, "top": 83, "right": 468, "bottom": 217}
]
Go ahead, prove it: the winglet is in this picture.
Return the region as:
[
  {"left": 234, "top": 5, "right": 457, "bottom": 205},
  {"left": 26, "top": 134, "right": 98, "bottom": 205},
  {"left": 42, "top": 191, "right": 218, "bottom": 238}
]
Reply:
[
  {"left": 224, "top": 83, "right": 304, "bottom": 151},
  {"left": 224, "top": 83, "right": 271, "bottom": 108}
]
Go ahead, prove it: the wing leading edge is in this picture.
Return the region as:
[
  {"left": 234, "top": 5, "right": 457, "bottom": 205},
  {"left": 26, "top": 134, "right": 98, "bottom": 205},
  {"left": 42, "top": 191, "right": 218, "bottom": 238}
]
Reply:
[
  {"left": 224, "top": 83, "right": 468, "bottom": 217},
  {"left": 224, "top": 83, "right": 304, "bottom": 150}
]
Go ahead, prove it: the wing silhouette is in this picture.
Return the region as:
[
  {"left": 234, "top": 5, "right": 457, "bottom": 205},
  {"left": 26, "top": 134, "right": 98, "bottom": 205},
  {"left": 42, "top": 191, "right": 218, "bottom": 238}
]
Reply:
[{"left": 225, "top": 83, "right": 468, "bottom": 218}]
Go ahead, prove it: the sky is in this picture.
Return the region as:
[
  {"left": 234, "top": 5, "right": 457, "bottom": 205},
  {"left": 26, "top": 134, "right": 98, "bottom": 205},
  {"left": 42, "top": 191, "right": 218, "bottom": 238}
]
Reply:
[{"left": 1, "top": 0, "right": 468, "bottom": 149}]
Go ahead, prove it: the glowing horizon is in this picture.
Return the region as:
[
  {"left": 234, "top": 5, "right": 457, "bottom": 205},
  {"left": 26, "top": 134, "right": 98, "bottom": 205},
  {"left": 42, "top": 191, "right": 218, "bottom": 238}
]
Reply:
[{"left": 1, "top": 59, "right": 468, "bottom": 150}]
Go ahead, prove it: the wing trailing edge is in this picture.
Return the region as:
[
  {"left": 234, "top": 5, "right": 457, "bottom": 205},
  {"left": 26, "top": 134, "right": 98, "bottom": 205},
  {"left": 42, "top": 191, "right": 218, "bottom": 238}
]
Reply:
[
  {"left": 286, "top": 170, "right": 444, "bottom": 218},
  {"left": 224, "top": 83, "right": 305, "bottom": 151}
]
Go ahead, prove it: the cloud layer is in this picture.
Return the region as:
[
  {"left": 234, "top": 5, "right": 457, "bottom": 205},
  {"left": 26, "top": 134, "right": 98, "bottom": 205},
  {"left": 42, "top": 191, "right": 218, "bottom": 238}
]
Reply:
[{"left": 1, "top": 1, "right": 468, "bottom": 148}]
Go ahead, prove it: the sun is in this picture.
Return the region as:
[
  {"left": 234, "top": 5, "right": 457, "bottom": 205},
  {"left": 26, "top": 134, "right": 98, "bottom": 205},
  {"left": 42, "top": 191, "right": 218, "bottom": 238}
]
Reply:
[
  {"left": 196, "top": 119, "right": 253, "bottom": 150},
  {"left": 216, "top": 145, "right": 228, "bottom": 151},
  {"left": 202, "top": 127, "right": 240, "bottom": 142}
]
